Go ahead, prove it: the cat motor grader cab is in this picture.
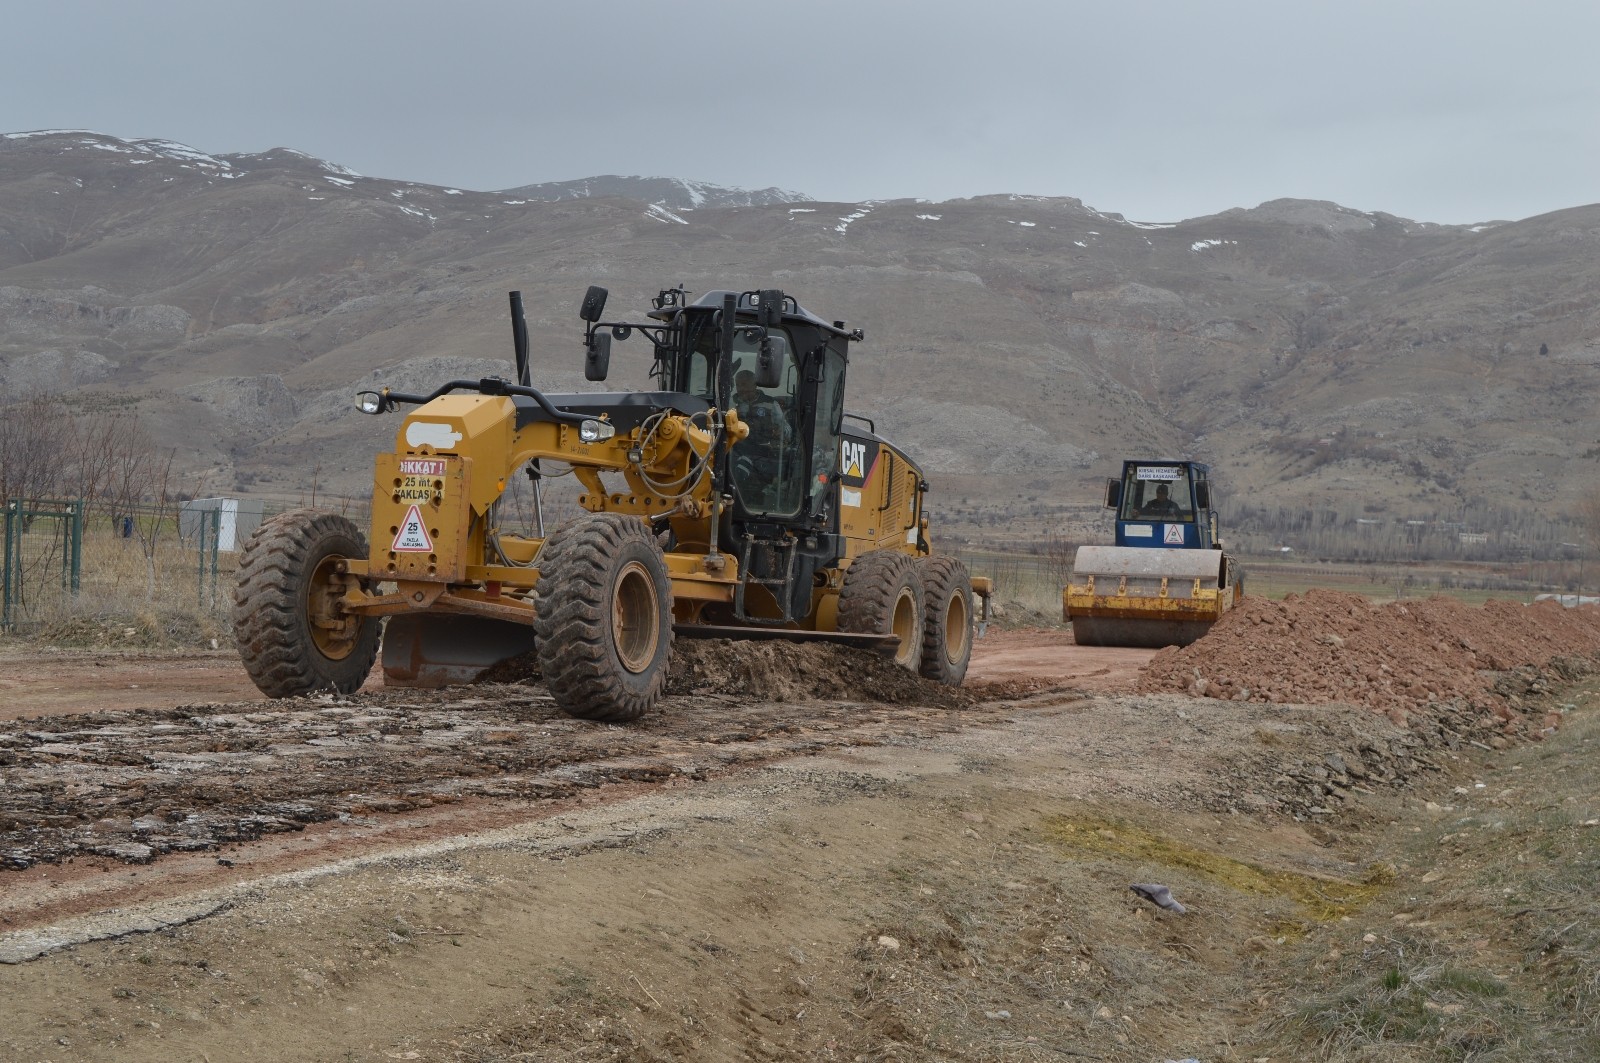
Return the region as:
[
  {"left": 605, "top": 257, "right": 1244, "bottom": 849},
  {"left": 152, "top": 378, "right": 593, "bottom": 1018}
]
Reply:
[
  {"left": 233, "top": 286, "right": 991, "bottom": 721},
  {"left": 1063, "top": 459, "right": 1242, "bottom": 647}
]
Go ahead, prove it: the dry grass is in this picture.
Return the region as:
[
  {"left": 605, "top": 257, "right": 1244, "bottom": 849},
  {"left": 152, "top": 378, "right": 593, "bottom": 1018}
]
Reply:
[
  {"left": 957, "top": 550, "right": 1069, "bottom": 623},
  {"left": 1251, "top": 678, "right": 1600, "bottom": 1061},
  {"left": 4, "top": 519, "right": 235, "bottom": 647}
]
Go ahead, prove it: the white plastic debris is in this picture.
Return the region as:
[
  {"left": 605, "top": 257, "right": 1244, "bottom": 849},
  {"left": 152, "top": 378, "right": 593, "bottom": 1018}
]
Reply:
[{"left": 1129, "top": 883, "right": 1187, "bottom": 914}]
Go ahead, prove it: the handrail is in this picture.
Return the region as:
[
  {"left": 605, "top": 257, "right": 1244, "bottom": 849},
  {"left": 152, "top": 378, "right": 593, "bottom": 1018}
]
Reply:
[{"left": 380, "top": 377, "right": 588, "bottom": 425}]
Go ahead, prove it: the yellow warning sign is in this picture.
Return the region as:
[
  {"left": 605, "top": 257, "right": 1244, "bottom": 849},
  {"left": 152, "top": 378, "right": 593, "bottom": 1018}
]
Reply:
[
  {"left": 392, "top": 504, "right": 434, "bottom": 552},
  {"left": 397, "top": 475, "right": 438, "bottom": 503}
]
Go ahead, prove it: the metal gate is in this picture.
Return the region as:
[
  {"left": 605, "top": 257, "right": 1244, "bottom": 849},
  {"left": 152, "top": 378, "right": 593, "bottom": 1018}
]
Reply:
[{"left": 2, "top": 499, "right": 84, "bottom": 630}]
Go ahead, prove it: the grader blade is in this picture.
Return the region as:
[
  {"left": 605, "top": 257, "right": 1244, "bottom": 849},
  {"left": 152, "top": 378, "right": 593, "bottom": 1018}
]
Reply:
[{"left": 381, "top": 614, "right": 535, "bottom": 687}]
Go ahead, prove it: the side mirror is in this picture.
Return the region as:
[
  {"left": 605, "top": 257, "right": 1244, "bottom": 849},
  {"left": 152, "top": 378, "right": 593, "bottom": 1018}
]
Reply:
[
  {"left": 356, "top": 390, "right": 386, "bottom": 415},
  {"left": 579, "top": 285, "right": 609, "bottom": 323},
  {"left": 1195, "top": 482, "right": 1211, "bottom": 510},
  {"left": 585, "top": 333, "right": 611, "bottom": 381},
  {"left": 1104, "top": 479, "right": 1121, "bottom": 509},
  {"left": 755, "top": 336, "right": 782, "bottom": 389},
  {"left": 757, "top": 289, "right": 784, "bottom": 328}
]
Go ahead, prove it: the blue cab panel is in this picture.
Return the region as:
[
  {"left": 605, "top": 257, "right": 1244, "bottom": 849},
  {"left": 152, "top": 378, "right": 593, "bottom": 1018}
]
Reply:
[
  {"left": 1115, "top": 520, "right": 1201, "bottom": 548},
  {"left": 1106, "top": 459, "right": 1214, "bottom": 550}
]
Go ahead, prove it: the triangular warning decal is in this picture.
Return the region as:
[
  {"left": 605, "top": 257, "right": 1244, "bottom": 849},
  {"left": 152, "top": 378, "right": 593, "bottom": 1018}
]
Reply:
[
  {"left": 392, "top": 505, "right": 434, "bottom": 552},
  {"left": 1163, "top": 524, "right": 1186, "bottom": 545}
]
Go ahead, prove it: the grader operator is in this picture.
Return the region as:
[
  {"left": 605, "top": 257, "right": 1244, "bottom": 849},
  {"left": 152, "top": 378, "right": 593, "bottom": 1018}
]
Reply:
[{"left": 233, "top": 286, "right": 989, "bottom": 721}]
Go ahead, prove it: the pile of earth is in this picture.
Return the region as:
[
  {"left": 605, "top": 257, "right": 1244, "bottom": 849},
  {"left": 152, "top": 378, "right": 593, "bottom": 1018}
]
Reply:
[
  {"left": 1138, "top": 590, "right": 1600, "bottom": 740},
  {"left": 667, "top": 639, "right": 972, "bottom": 706},
  {"left": 478, "top": 637, "right": 972, "bottom": 707}
]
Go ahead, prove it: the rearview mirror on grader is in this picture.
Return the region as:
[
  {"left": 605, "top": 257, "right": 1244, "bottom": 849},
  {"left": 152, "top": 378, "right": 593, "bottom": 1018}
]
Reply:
[{"left": 233, "top": 287, "right": 992, "bottom": 722}]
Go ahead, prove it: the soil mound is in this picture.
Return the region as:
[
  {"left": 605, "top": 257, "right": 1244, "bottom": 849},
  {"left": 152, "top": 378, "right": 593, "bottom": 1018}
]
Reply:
[
  {"left": 1138, "top": 590, "right": 1600, "bottom": 737},
  {"left": 476, "top": 637, "right": 970, "bottom": 707},
  {"left": 665, "top": 639, "right": 971, "bottom": 706}
]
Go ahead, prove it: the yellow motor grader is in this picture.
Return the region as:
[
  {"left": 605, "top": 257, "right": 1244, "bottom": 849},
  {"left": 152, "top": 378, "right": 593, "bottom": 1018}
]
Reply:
[{"left": 234, "top": 286, "right": 989, "bottom": 721}]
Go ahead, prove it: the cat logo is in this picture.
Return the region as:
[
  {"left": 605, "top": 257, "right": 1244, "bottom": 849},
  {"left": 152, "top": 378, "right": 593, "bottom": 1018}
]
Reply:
[{"left": 840, "top": 439, "right": 867, "bottom": 479}]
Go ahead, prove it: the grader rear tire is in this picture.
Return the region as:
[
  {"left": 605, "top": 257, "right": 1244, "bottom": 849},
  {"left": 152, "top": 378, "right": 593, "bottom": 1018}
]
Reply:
[
  {"left": 233, "top": 509, "right": 379, "bottom": 698},
  {"left": 836, "top": 550, "right": 924, "bottom": 671},
  {"left": 533, "top": 514, "right": 673, "bottom": 723},
  {"left": 917, "top": 555, "right": 973, "bottom": 685}
]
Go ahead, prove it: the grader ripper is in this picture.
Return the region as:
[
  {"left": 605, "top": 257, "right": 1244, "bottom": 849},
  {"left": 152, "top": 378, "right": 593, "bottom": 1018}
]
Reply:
[{"left": 234, "top": 286, "right": 990, "bottom": 721}]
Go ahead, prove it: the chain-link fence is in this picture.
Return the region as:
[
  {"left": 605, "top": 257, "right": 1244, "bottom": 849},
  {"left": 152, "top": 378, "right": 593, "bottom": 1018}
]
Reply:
[
  {"left": 2, "top": 499, "right": 84, "bottom": 629},
  {"left": 0, "top": 497, "right": 272, "bottom": 632}
]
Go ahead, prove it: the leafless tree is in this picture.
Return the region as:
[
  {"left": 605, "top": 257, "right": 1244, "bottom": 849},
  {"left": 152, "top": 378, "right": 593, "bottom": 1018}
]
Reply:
[
  {"left": 0, "top": 396, "right": 74, "bottom": 505},
  {"left": 1041, "top": 529, "right": 1076, "bottom": 588},
  {"left": 64, "top": 410, "right": 148, "bottom": 521},
  {"left": 101, "top": 417, "right": 178, "bottom": 598}
]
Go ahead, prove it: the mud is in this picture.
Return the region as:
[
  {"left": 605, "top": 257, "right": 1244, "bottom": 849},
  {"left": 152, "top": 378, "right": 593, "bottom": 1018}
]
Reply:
[
  {"left": 0, "top": 673, "right": 995, "bottom": 875},
  {"left": 664, "top": 639, "right": 975, "bottom": 705},
  {"left": 480, "top": 637, "right": 975, "bottom": 707},
  {"left": 0, "top": 629, "right": 1146, "bottom": 878}
]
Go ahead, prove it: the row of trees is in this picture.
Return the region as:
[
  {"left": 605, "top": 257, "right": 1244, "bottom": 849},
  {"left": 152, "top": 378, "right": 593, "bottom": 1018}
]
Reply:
[
  {"left": 1222, "top": 498, "right": 1600, "bottom": 565},
  {"left": 0, "top": 397, "right": 176, "bottom": 513}
]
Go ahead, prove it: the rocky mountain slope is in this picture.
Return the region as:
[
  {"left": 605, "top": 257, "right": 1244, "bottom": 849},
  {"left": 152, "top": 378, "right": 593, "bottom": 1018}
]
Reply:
[
  {"left": 2, "top": 130, "right": 1597, "bottom": 537},
  {"left": 498, "top": 174, "right": 811, "bottom": 210}
]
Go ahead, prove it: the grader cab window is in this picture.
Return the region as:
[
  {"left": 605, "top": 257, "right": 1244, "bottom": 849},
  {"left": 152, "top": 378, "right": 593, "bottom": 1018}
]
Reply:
[
  {"left": 682, "top": 321, "right": 804, "bottom": 516},
  {"left": 1121, "top": 465, "right": 1194, "bottom": 522},
  {"left": 682, "top": 323, "right": 793, "bottom": 404},
  {"left": 729, "top": 333, "right": 802, "bottom": 516}
]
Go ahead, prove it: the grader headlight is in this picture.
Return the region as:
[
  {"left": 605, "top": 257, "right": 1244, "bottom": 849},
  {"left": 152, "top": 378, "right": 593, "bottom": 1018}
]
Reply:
[{"left": 579, "top": 418, "right": 616, "bottom": 443}]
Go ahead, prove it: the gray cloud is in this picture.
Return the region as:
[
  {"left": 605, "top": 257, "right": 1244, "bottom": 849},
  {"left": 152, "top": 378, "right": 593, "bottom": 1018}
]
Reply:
[{"left": 5, "top": 0, "right": 1597, "bottom": 222}]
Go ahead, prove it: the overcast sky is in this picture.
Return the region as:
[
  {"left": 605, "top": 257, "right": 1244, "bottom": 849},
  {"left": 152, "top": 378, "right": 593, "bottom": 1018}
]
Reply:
[{"left": 6, "top": 0, "right": 1597, "bottom": 223}]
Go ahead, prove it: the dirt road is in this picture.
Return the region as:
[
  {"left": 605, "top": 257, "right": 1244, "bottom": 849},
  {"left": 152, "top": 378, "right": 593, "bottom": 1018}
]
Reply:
[
  {"left": 0, "top": 631, "right": 1150, "bottom": 934},
  {"left": 2, "top": 611, "right": 1596, "bottom": 1062},
  {"left": 0, "top": 648, "right": 267, "bottom": 721},
  {"left": 0, "top": 628, "right": 1145, "bottom": 721}
]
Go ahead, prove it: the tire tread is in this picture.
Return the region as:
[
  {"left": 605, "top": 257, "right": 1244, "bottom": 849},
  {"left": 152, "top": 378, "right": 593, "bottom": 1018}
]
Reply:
[
  {"left": 233, "top": 509, "right": 379, "bottom": 698},
  {"left": 533, "top": 514, "right": 672, "bottom": 722},
  {"left": 836, "top": 550, "right": 923, "bottom": 669}
]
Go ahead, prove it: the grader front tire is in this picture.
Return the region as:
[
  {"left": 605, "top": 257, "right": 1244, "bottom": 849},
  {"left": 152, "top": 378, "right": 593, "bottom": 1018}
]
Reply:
[
  {"left": 533, "top": 514, "right": 674, "bottom": 723},
  {"left": 836, "top": 550, "right": 924, "bottom": 671},
  {"left": 917, "top": 555, "right": 974, "bottom": 685},
  {"left": 233, "top": 509, "right": 379, "bottom": 698}
]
